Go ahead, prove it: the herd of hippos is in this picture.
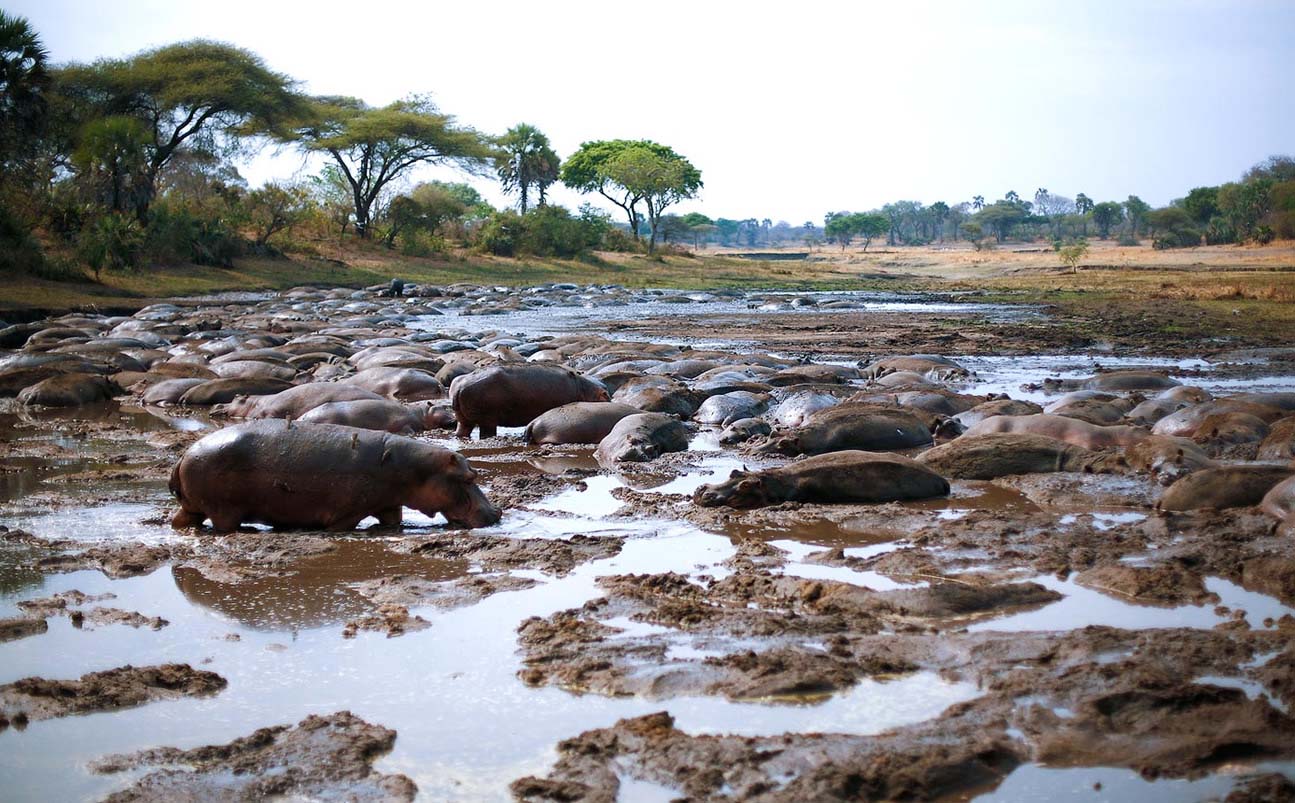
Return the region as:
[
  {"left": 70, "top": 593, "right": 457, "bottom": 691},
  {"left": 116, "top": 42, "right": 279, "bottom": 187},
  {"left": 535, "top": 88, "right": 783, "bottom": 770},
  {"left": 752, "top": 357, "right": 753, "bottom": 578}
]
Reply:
[{"left": 2, "top": 282, "right": 1294, "bottom": 538}]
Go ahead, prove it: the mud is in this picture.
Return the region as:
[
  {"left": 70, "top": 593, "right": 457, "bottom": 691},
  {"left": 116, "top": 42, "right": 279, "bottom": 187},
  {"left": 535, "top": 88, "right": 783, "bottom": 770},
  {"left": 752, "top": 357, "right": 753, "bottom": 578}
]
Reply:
[
  {"left": 92, "top": 711, "right": 417, "bottom": 802},
  {"left": 0, "top": 664, "right": 225, "bottom": 723}
]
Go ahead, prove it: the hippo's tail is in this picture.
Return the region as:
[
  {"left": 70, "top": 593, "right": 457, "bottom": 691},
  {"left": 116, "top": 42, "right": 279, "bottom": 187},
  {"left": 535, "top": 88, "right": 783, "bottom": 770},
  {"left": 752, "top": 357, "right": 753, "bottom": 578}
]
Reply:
[{"left": 167, "top": 458, "right": 184, "bottom": 502}]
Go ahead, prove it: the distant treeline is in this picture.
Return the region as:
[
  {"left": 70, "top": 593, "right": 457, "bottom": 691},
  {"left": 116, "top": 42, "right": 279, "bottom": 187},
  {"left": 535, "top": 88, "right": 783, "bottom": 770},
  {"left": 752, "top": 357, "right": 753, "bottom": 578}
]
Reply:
[{"left": 681, "top": 156, "right": 1295, "bottom": 252}]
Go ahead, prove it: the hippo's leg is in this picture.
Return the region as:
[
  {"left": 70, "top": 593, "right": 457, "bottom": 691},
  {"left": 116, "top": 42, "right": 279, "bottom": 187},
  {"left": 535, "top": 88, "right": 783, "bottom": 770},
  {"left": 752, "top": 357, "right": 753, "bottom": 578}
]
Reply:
[
  {"left": 374, "top": 506, "right": 403, "bottom": 527},
  {"left": 171, "top": 507, "right": 205, "bottom": 529},
  {"left": 455, "top": 420, "right": 474, "bottom": 438},
  {"left": 478, "top": 423, "right": 498, "bottom": 439},
  {"left": 208, "top": 512, "right": 243, "bottom": 534},
  {"left": 325, "top": 514, "right": 367, "bottom": 531}
]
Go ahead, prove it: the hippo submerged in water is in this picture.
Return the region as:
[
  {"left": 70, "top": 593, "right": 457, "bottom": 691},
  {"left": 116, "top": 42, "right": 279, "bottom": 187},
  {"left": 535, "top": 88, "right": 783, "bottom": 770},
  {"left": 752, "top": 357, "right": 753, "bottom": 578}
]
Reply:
[{"left": 169, "top": 420, "right": 501, "bottom": 532}]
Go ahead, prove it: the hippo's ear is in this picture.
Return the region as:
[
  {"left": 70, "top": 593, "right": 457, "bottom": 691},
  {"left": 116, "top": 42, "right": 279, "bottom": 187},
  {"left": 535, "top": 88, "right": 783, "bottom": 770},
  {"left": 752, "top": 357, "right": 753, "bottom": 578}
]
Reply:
[
  {"left": 728, "top": 469, "right": 747, "bottom": 479},
  {"left": 736, "top": 478, "right": 760, "bottom": 492},
  {"left": 440, "top": 452, "right": 477, "bottom": 482}
]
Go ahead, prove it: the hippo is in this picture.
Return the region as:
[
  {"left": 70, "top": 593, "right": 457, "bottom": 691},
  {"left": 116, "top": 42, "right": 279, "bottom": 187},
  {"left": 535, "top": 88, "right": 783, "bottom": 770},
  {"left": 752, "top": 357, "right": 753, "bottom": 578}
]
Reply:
[
  {"left": 693, "top": 391, "right": 771, "bottom": 426},
  {"left": 1191, "top": 412, "right": 1271, "bottom": 448},
  {"left": 694, "top": 450, "right": 950, "bottom": 508},
  {"left": 766, "top": 364, "right": 860, "bottom": 386},
  {"left": 719, "top": 417, "right": 772, "bottom": 445},
  {"left": 341, "top": 367, "right": 445, "bottom": 401},
  {"left": 169, "top": 420, "right": 500, "bottom": 532},
  {"left": 964, "top": 414, "right": 1148, "bottom": 451},
  {"left": 142, "top": 378, "right": 208, "bottom": 406},
  {"left": 873, "top": 371, "right": 938, "bottom": 388},
  {"left": 213, "top": 384, "right": 385, "bottom": 419},
  {"left": 1123, "top": 435, "right": 1217, "bottom": 485},
  {"left": 1260, "top": 475, "right": 1295, "bottom": 533},
  {"left": 210, "top": 360, "right": 297, "bottom": 382},
  {"left": 595, "top": 413, "right": 690, "bottom": 465},
  {"left": 17, "top": 373, "right": 123, "bottom": 407},
  {"left": 1044, "top": 370, "right": 1180, "bottom": 393},
  {"left": 916, "top": 434, "right": 1120, "bottom": 479},
  {"left": 1126, "top": 397, "right": 1190, "bottom": 427},
  {"left": 524, "top": 402, "right": 642, "bottom": 445},
  {"left": 450, "top": 364, "right": 609, "bottom": 439},
  {"left": 770, "top": 391, "right": 841, "bottom": 428},
  {"left": 178, "top": 377, "right": 295, "bottom": 406},
  {"left": 1158, "top": 465, "right": 1295, "bottom": 512},
  {"left": 952, "top": 399, "right": 1044, "bottom": 430},
  {"left": 1152, "top": 401, "right": 1285, "bottom": 437},
  {"left": 297, "top": 399, "right": 432, "bottom": 434},
  {"left": 1258, "top": 417, "right": 1295, "bottom": 461},
  {"left": 758, "top": 403, "right": 933, "bottom": 456},
  {"left": 614, "top": 383, "right": 705, "bottom": 418},
  {"left": 860, "top": 355, "right": 969, "bottom": 382}
]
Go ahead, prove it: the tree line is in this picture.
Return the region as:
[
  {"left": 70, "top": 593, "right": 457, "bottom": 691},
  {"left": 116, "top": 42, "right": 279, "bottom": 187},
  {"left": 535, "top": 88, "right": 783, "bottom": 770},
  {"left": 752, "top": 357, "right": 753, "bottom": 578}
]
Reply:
[{"left": 0, "top": 13, "right": 703, "bottom": 282}]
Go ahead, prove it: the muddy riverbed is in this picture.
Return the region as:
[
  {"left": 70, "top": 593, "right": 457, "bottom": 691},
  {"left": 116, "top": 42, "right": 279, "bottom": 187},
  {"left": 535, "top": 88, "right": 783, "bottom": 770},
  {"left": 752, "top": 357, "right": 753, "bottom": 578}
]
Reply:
[{"left": 1, "top": 284, "right": 1294, "bottom": 801}]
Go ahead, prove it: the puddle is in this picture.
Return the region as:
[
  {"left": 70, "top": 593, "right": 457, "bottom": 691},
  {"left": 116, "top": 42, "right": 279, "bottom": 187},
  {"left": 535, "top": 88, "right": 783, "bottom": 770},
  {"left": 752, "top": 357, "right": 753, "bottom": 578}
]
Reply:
[
  {"left": 980, "top": 762, "right": 1295, "bottom": 802},
  {"left": 967, "top": 574, "right": 1295, "bottom": 633},
  {"left": 769, "top": 539, "right": 918, "bottom": 592}
]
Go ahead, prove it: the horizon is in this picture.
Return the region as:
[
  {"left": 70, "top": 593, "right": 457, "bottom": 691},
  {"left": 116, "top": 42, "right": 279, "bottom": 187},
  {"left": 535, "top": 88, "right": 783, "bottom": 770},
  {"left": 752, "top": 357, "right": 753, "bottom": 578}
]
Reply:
[{"left": 10, "top": 0, "right": 1294, "bottom": 223}]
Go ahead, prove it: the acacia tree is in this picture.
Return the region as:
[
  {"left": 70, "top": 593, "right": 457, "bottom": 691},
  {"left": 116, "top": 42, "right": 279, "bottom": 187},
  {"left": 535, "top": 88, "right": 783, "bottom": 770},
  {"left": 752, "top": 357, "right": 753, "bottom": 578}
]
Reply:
[
  {"left": 56, "top": 40, "right": 302, "bottom": 221},
  {"left": 602, "top": 143, "right": 701, "bottom": 252},
  {"left": 288, "top": 94, "right": 493, "bottom": 238},
  {"left": 561, "top": 139, "right": 699, "bottom": 246},
  {"left": 1091, "top": 201, "right": 1123, "bottom": 239},
  {"left": 496, "top": 123, "right": 559, "bottom": 213},
  {"left": 1124, "top": 195, "right": 1151, "bottom": 239}
]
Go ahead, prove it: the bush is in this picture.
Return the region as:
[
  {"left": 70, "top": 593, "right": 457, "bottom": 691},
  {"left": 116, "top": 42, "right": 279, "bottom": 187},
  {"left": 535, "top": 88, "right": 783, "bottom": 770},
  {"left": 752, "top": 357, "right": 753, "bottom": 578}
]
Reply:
[
  {"left": 600, "top": 227, "right": 640, "bottom": 253},
  {"left": 145, "top": 206, "right": 243, "bottom": 267},
  {"left": 399, "top": 230, "right": 449, "bottom": 258},
  {"left": 1153, "top": 228, "right": 1202, "bottom": 250},
  {"left": 0, "top": 206, "right": 46, "bottom": 274},
  {"left": 476, "top": 206, "right": 607, "bottom": 258},
  {"left": 79, "top": 213, "right": 144, "bottom": 280},
  {"left": 476, "top": 210, "right": 522, "bottom": 256},
  {"left": 30, "top": 255, "right": 85, "bottom": 282},
  {"left": 1118, "top": 233, "right": 1139, "bottom": 246},
  {"left": 1205, "top": 217, "right": 1236, "bottom": 245},
  {"left": 1254, "top": 225, "right": 1276, "bottom": 245}
]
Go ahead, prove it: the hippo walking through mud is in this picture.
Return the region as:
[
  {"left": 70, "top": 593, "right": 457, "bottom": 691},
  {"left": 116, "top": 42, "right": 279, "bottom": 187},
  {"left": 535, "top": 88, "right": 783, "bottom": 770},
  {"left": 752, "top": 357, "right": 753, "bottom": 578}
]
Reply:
[{"left": 169, "top": 421, "right": 501, "bottom": 532}]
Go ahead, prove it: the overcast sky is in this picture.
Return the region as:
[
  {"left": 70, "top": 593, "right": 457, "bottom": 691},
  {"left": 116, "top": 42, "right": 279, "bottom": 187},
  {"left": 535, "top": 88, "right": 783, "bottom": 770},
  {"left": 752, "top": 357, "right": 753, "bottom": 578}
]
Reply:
[{"left": 13, "top": 0, "right": 1294, "bottom": 223}]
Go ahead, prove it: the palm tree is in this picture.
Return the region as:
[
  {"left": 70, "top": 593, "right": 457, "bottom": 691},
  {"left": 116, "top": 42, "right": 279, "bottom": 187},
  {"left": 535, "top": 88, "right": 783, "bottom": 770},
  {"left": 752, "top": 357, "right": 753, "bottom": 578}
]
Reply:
[
  {"left": 972, "top": 195, "right": 985, "bottom": 211},
  {"left": 495, "top": 123, "right": 560, "bottom": 214},
  {"left": 0, "top": 10, "right": 50, "bottom": 163}
]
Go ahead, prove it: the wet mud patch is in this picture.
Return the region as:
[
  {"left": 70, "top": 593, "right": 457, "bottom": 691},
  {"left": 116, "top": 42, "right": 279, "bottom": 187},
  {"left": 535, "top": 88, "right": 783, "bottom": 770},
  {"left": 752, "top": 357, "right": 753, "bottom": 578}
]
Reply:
[
  {"left": 91, "top": 711, "right": 416, "bottom": 802},
  {"left": 0, "top": 664, "right": 225, "bottom": 724}
]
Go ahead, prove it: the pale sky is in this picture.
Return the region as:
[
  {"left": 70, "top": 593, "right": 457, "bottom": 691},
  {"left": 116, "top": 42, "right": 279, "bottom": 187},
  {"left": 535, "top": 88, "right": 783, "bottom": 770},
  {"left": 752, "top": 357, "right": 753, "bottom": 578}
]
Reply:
[{"left": 12, "top": 0, "right": 1295, "bottom": 223}]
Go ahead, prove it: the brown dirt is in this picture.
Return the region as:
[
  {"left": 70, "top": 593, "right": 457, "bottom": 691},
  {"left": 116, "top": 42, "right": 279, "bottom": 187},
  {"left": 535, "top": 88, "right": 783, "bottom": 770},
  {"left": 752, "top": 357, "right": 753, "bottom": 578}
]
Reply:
[
  {"left": 0, "top": 664, "right": 226, "bottom": 722},
  {"left": 91, "top": 711, "right": 417, "bottom": 802}
]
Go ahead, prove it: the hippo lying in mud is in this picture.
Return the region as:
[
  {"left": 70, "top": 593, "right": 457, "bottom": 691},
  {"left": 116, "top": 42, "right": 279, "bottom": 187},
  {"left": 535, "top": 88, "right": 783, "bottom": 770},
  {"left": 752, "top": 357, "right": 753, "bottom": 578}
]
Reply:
[
  {"left": 213, "top": 384, "right": 384, "bottom": 419},
  {"left": 693, "top": 450, "right": 949, "bottom": 508},
  {"left": 1157, "top": 464, "right": 1294, "bottom": 512},
  {"left": 964, "top": 413, "right": 1147, "bottom": 451},
  {"left": 525, "top": 402, "right": 641, "bottom": 445},
  {"left": 450, "top": 364, "right": 609, "bottom": 439},
  {"left": 170, "top": 420, "right": 501, "bottom": 532},
  {"left": 595, "top": 413, "right": 690, "bottom": 465},
  {"left": 296, "top": 398, "right": 439, "bottom": 434},
  {"left": 757, "top": 403, "right": 933, "bottom": 456},
  {"left": 17, "top": 373, "right": 123, "bottom": 407},
  {"left": 1261, "top": 474, "right": 1295, "bottom": 534},
  {"left": 916, "top": 433, "right": 1123, "bottom": 480}
]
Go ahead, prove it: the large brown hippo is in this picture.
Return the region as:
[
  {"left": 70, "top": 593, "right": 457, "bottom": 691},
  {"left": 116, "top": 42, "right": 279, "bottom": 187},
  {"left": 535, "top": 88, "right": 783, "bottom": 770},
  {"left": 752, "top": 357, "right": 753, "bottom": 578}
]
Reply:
[
  {"left": 1044, "top": 370, "right": 1180, "bottom": 393},
  {"left": 1152, "top": 400, "right": 1285, "bottom": 437},
  {"left": 952, "top": 399, "right": 1044, "bottom": 429},
  {"left": 917, "top": 433, "right": 1120, "bottom": 479},
  {"left": 758, "top": 403, "right": 933, "bottom": 456},
  {"left": 296, "top": 398, "right": 430, "bottom": 434},
  {"left": 694, "top": 450, "right": 950, "bottom": 508},
  {"left": 450, "top": 364, "right": 609, "bottom": 438},
  {"left": 1158, "top": 465, "right": 1295, "bottom": 512},
  {"left": 524, "top": 402, "right": 642, "bottom": 445},
  {"left": 1123, "top": 435, "right": 1216, "bottom": 485},
  {"left": 964, "top": 414, "right": 1148, "bottom": 451},
  {"left": 141, "top": 377, "right": 208, "bottom": 406},
  {"left": 178, "top": 377, "right": 295, "bottom": 406},
  {"left": 213, "top": 384, "right": 384, "bottom": 419},
  {"left": 341, "top": 367, "right": 445, "bottom": 401},
  {"left": 860, "top": 355, "right": 969, "bottom": 382},
  {"left": 1260, "top": 474, "right": 1295, "bottom": 534},
  {"left": 1258, "top": 417, "right": 1295, "bottom": 461},
  {"left": 595, "top": 413, "right": 690, "bottom": 465},
  {"left": 169, "top": 420, "right": 500, "bottom": 532},
  {"left": 17, "top": 373, "right": 123, "bottom": 407}
]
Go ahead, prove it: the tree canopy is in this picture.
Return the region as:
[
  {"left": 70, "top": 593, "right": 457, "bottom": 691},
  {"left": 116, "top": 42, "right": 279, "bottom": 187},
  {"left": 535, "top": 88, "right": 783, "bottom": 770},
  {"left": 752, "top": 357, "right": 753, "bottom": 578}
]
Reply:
[
  {"left": 55, "top": 40, "right": 303, "bottom": 220},
  {"left": 561, "top": 139, "right": 701, "bottom": 248},
  {"left": 0, "top": 10, "right": 49, "bottom": 165},
  {"left": 286, "top": 94, "right": 493, "bottom": 238}
]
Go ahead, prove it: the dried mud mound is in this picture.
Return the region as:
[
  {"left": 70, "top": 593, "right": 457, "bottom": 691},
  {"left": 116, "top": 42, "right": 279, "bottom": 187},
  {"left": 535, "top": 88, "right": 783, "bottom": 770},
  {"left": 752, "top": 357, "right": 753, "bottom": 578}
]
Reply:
[
  {"left": 0, "top": 664, "right": 225, "bottom": 724},
  {"left": 92, "top": 711, "right": 417, "bottom": 802}
]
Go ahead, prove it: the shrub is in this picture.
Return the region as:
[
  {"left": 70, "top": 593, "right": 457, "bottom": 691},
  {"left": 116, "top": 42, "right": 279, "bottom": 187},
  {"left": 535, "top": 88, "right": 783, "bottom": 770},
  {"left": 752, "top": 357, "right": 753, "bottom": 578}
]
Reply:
[
  {"left": 476, "top": 210, "right": 522, "bottom": 256},
  {"left": 1117, "top": 233, "right": 1139, "bottom": 246},
  {"left": 399, "top": 230, "right": 449, "bottom": 258},
  {"left": 145, "top": 205, "right": 243, "bottom": 267},
  {"left": 79, "top": 213, "right": 143, "bottom": 280},
  {"left": 0, "top": 206, "right": 46, "bottom": 274},
  {"left": 1153, "top": 228, "right": 1202, "bottom": 250}
]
